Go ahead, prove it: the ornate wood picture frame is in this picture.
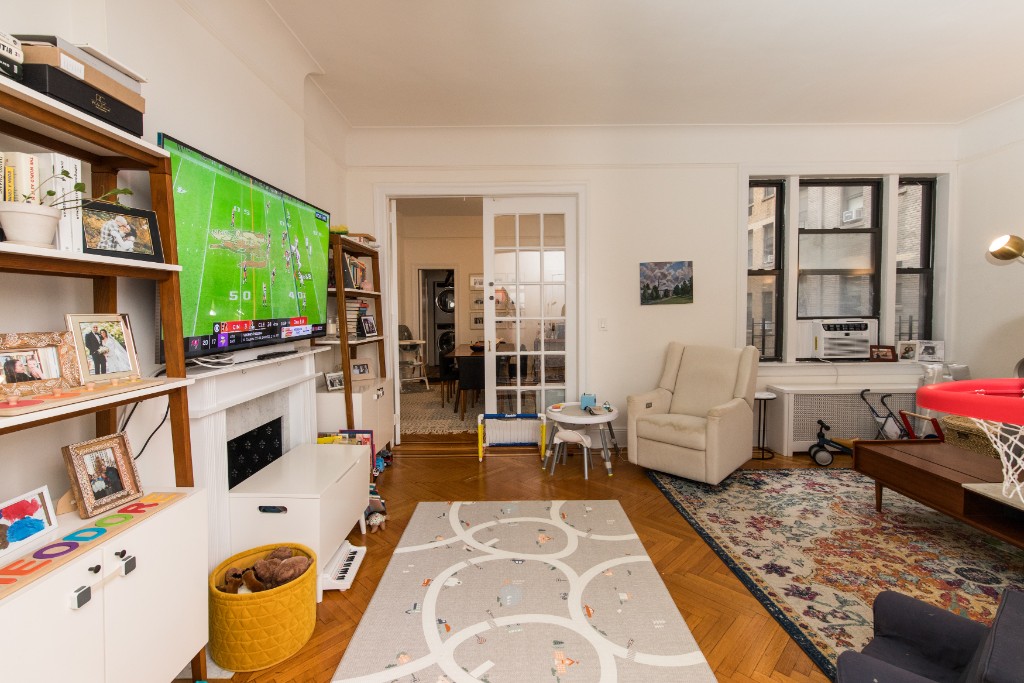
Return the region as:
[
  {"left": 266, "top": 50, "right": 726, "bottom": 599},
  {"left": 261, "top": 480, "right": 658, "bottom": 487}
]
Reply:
[
  {"left": 0, "top": 330, "right": 82, "bottom": 398},
  {"left": 61, "top": 432, "right": 143, "bottom": 518}
]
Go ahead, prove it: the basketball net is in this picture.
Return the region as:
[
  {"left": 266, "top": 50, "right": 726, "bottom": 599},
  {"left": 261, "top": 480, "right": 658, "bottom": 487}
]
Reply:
[{"left": 972, "top": 418, "right": 1024, "bottom": 504}]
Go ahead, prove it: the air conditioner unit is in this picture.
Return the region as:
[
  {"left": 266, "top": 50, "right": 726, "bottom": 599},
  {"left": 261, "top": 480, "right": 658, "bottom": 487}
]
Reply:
[
  {"left": 841, "top": 208, "right": 864, "bottom": 223},
  {"left": 812, "top": 319, "right": 877, "bottom": 359}
]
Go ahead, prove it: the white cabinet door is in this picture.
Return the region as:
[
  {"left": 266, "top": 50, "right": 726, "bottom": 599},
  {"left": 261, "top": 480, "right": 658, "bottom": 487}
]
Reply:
[
  {"left": 0, "top": 548, "right": 106, "bottom": 682},
  {"left": 103, "top": 492, "right": 208, "bottom": 683}
]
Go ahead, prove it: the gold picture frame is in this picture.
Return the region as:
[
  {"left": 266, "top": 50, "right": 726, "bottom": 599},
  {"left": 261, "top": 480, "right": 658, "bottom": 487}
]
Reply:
[
  {"left": 66, "top": 313, "right": 140, "bottom": 382},
  {"left": 61, "top": 432, "right": 143, "bottom": 518},
  {"left": 0, "top": 330, "right": 82, "bottom": 397}
]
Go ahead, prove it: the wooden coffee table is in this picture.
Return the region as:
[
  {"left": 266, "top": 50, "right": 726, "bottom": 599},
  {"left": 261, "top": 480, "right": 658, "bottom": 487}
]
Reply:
[{"left": 853, "top": 439, "right": 1024, "bottom": 549}]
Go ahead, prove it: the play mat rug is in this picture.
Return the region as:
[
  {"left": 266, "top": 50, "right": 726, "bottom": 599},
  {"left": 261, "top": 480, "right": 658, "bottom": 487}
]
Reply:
[{"left": 333, "top": 499, "right": 716, "bottom": 682}]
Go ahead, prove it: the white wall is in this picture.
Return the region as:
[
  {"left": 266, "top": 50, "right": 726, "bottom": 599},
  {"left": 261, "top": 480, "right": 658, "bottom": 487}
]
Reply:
[
  {"left": 0, "top": 0, "right": 348, "bottom": 504},
  {"left": 344, "top": 124, "right": 962, "bottom": 407},
  {"left": 954, "top": 98, "right": 1024, "bottom": 378}
]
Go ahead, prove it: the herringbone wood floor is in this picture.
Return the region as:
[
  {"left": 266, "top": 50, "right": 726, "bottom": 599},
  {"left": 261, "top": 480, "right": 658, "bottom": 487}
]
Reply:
[{"left": 223, "top": 443, "right": 850, "bottom": 683}]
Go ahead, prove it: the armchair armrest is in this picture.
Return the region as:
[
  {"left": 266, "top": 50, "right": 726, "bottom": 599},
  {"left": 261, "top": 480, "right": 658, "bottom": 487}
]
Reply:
[
  {"left": 626, "top": 388, "right": 672, "bottom": 462},
  {"left": 872, "top": 591, "right": 989, "bottom": 669},
  {"left": 836, "top": 650, "right": 939, "bottom": 683}
]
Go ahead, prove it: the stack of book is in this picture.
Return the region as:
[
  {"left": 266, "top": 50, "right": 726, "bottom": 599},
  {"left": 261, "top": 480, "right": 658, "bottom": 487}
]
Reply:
[
  {"left": 346, "top": 299, "right": 369, "bottom": 339},
  {"left": 0, "top": 150, "right": 84, "bottom": 251},
  {"left": 0, "top": 31, "right": 24, "bottom": 82},
  {"left": 15, "top": 35, "right": 146, "bottom": 136}
]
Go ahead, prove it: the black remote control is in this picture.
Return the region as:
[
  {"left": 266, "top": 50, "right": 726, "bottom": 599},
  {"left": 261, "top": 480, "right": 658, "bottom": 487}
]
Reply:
[{"left": 255, "top": 350, "right": 298, "bottom": 361}]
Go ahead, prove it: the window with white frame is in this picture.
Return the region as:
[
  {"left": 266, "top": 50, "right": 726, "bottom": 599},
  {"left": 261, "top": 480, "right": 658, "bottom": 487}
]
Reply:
[{"left": 748, "top": 177, "right": 935, "bottom": 360}]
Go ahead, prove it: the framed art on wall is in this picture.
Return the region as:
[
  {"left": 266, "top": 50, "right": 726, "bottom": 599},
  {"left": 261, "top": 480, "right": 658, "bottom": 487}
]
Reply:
[
  {"left": 0, "top": 330, "right": 82, "bottom": 397},
  {"left": 469, "top": 274, "right": 484, "bottom": 290},
  {"left": 66, "top": 313, "right": 140, "bottom": 382},
  {"left": 61, "top": 432, "right": 143, "bottom": 518},
  {"left": 639, "top": 261, "right": 694, "bottom": 305},
  {"left": 81, "top": 201, "right": 164, "bottom": 263}
]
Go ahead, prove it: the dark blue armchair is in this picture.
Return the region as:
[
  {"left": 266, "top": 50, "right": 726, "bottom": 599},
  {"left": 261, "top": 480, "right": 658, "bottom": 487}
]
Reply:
[{"left": 836, "top": 589, "right": 1023, "bottom": 683}]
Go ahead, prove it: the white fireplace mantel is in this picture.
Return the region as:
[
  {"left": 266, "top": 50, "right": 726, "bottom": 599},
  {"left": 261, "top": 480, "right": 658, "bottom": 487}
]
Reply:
[{"left": 187, "top": 347, "right": 328, "bottom": 568}]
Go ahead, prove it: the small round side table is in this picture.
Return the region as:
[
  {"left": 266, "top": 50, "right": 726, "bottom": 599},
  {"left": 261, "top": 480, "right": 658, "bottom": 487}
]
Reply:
[{"left": 753, "top": 391, "right": 777, "bottom": 460}]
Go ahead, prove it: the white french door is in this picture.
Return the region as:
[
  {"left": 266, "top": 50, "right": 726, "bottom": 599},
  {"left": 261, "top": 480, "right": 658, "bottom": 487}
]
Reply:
[{"left": 482, "top": 196, "right": 577, "bottom": 414}]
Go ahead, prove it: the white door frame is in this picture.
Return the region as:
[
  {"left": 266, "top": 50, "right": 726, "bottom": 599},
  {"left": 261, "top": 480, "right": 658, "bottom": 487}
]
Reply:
[{"left": 374, "top": 183, "right": 589, "bottom": 444}]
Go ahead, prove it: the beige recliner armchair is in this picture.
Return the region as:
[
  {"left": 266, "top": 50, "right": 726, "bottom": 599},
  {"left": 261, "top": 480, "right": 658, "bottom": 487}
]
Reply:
[{"left": 627, "top": 343, "right": 758, "bottom": 485}]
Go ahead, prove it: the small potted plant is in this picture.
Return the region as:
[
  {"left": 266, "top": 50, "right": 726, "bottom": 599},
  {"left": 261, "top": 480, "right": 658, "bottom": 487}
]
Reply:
[{"left": 0, "top": 169, "right": 132, "bottom": 248}]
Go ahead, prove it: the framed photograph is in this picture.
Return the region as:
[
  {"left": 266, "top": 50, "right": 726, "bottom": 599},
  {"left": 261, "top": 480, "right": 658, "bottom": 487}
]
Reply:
[
  {"left": 350, "top": 358, "right": 377, "bottom": 380},
  {"left": 61, "top": 432, "right": 143, "bottom": 518},
  {"left": 0, "top": 330, "right": 82, "bottom": 397},
  {"left": 640, "top": 261, "right": 694, "bottom": 305},
  {"left": 469, "top": 274, "right": 484, "bottom": 290},
  {"left": 918, "top": 340, "right": 945, "bottom": 362},
  {"left": 469, "top": 293, "right": 485, "bottom": 311},
  {"left": 359, "top": 315, "right": 378, "bottom": 337},
  {"left": 0, "top": 485, "right": 57, "bottom": 560},
  {"left": 66, "top": 314, "right": 140, "bottom": 382},
  {"left": 81, "top": 201, "right": 164, "bottom": 263},
  {"left": 897, "top": 341, "right": 919, "bottom": 362},
  {"left": 324, "top": 370, "right": 345, "bottom": 391},
  {"left": 869, "top": 344, "right": 898, "bottom": 362},
  {"left": 469, "top": 314, "right": 484, "bottom": 330}
]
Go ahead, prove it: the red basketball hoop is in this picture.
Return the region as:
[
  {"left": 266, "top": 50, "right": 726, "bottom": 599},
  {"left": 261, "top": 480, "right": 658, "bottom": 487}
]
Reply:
[
  {"left": 917, "top": 379, "right": 1024, "bottom": 504},
  {"left": 916, "top": 379, "right": 1024, "bottom": 425}
]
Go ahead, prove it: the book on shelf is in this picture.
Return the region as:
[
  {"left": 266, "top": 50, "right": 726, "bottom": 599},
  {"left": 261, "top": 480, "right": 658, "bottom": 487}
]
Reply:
[
  {"left": 4, "top": 152, "right": 38, "bottom": 202},
  {"left": 35, "top": 152, "right": 83, "bottom": 252},
  {"left": 0, "top": 53, "right": 23, "bottom": 81},
  {"left": 15, "top": 35, "right": 143, "bottom": 93},
  {"left": 0, "top": 32, "right": 23, "bottom": 51},
  {"left": 22, "top": 45, "right": 145, "bottom": 112},
  {"left": 0, "top": 38, "right": 23, "bottom": 64}
]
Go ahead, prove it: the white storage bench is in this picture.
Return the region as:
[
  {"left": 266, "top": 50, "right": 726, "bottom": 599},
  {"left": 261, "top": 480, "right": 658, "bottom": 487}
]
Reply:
[{"left": 228, "top": 443, "right": 370, "bottom": 601}]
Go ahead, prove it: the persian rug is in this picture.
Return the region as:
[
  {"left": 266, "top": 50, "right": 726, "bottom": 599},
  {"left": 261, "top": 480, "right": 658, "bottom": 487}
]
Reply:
[
  {"left": 400, "top": 385, "right": 479, "bottom": 435},
  {"left": 650, "top": 468, "right": 1024, "bottom": 678},
  {"left": 333, "top": 500, "right": 716, "bottom": 682}
]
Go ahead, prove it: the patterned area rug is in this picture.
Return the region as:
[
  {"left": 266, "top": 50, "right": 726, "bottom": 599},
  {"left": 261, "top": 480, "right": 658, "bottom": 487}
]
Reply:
[
  {"left": 400, "top": 385, "right": 479, "bottom": 434},
  {"left": 650, "top": 468, "right": 1024, "bottom": 678},
  {"left": 333, "top": 500, "right": 716, "bottom": 682}
]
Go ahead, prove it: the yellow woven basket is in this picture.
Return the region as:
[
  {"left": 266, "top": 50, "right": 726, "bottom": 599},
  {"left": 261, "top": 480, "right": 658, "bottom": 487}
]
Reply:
[{"left": 208, "top": 543, "right": 317, "bottom": 672}]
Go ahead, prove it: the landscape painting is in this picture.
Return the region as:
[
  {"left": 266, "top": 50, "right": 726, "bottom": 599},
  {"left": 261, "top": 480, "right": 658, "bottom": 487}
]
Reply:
[{"left": 640, "top": 261, "right": 694, "bottom": 305}]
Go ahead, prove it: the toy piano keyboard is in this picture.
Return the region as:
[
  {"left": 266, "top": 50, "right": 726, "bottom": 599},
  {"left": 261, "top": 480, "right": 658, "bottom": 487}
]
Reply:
[{"left": 322, "top": 540, "right": 366, "bottom": 591}]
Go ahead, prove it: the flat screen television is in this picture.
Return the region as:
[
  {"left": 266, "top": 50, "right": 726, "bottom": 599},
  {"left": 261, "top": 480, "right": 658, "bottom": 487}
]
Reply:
[{"left": 159, "top": 134, "right": 330, "bottom": 360}]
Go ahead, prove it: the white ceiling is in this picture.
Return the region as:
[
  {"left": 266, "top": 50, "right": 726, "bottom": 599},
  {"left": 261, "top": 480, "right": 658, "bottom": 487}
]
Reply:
[{"left": 269, "top": 0, "right": 1024, "bottom": 128}]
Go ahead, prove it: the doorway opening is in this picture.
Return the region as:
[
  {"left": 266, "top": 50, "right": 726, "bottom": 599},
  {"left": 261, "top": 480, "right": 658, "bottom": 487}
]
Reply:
[{"left": 385, "top": 188, "right": 584, "bottom": 456}]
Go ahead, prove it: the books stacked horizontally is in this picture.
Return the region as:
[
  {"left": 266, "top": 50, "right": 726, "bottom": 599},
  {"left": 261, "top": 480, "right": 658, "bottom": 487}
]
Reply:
[
  {"left": 15, "top": 35, "right": 146, "bottom": 136},
  {"left": 0, "top": 150, "right": 84, "bottom": 251},
  {"left": 0, "top": 31, "right": 24, "bottom": 82},
  {"left": 346, "top": 299, "right": 369, "bottom": 339}
]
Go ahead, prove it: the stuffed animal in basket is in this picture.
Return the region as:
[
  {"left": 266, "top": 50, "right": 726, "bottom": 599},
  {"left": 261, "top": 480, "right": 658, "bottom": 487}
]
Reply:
[{"left": 217, "top": 546, "right": 311, "bottom": 593}]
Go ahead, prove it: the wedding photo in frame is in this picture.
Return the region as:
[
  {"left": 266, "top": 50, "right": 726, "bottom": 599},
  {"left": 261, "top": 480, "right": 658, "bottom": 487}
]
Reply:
[
  {"left": 0, "top": 331, "right": 82, "bottom": 398},
  {"left": 359, "top": 315, "right": 378, "bottom": 337},
  {"left": 61, "top": 432, "right": 143, "bottom": 518},
  {"left": 81, "top": 201, "right": 164, "bottom": 263},
  {"left": 66, "top": 313, "right": 140, "bottom": 382}
]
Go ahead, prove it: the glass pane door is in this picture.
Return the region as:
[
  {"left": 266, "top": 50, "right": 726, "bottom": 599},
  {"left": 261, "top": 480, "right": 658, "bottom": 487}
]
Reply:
[{"left": 483, "top": 197, "right": 576, "bottom": 414}]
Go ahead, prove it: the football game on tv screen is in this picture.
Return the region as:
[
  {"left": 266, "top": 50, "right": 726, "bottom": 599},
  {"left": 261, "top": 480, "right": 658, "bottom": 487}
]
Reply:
[{"left": 159, "top": 134, "right": 330, "bottom": 359}]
